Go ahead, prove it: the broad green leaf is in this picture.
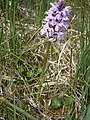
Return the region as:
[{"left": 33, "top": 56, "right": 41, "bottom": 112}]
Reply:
[
  {"left": 26, "top": 71, "right": 33, "bottom": 77},
  {"left": 50, "top": 96, "right": 62, "bottom": 109},
  {"left": 64, "top": 96, "right": 73, "bottom": 106}
]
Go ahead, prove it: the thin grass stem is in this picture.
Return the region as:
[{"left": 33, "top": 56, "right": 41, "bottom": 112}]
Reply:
[{"left": 37, "top": 41, "right": 51, "bottom": 100}]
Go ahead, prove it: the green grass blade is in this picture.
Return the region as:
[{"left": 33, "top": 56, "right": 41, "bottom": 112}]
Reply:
[
  {"left": 10, "top": 0, "right": 16, "bottom": 52},
  {"left": 5, "top": 100, "right": 38, "bottom": 120},
  {"left": 13, "top": 96, "right": 16, "bottom": 120}
]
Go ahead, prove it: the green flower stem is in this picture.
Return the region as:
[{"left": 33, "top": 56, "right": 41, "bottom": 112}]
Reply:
[{"left": 37, "top": 41, "right": 51, "bottom": 100}]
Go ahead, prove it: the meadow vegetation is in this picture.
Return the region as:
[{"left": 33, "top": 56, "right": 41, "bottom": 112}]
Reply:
[{"left": 0, "top": 0, "right": 90, "bottom": 119}]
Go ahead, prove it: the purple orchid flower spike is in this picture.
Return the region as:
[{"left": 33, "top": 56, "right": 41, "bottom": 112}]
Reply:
[{"left": 40, "top": 0, "right": 71, "bottom": 41}]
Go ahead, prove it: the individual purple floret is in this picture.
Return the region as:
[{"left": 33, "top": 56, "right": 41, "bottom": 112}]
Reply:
[{"left": 40, "top": 0, "right": 71, "bottom": 41}]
